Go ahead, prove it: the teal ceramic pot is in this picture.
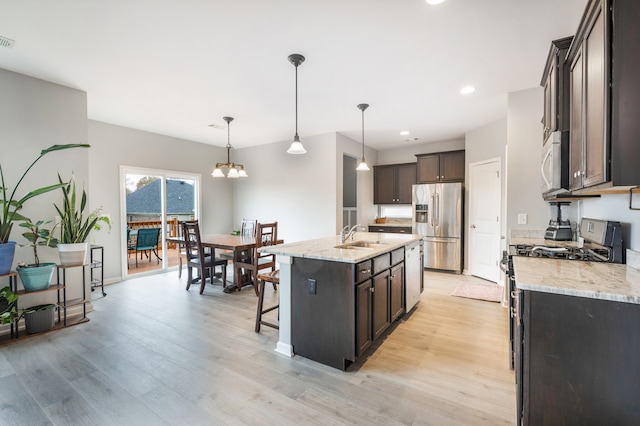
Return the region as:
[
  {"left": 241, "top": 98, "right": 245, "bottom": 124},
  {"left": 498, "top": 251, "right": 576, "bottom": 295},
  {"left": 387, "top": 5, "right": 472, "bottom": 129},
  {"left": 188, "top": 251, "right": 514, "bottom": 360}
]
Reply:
[
  {"left": 17, "top": 263, "right": 56, "bottom": 292},
  {"left": 0, "top": 241, "right": 17, "bottom": 275}
]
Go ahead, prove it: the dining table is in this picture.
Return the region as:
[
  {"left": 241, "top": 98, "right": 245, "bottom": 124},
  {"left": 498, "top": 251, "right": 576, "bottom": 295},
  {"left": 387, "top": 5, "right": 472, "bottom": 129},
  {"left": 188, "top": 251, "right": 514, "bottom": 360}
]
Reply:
[{"left": 168, "top": 233, "right": 257, "bottom": 293}]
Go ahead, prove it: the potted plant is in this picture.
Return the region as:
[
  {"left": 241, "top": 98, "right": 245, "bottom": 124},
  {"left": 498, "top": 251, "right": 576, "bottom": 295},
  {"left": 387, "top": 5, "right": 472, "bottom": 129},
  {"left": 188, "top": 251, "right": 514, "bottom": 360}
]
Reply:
[
  {"left": 0, "top": 144, "right": 90, "bottom": 274},
  {"left": 54, "top": 173, "right": 110, "bottom": 266},
  {"left": 0, "top": 285, "right": 18, "bottom": 325},
  {"left": 15, "top": 219, "right": 58, "bottom": 292},
  {"left": 20, "top": 303, "right": 57, "bottom": 334}
]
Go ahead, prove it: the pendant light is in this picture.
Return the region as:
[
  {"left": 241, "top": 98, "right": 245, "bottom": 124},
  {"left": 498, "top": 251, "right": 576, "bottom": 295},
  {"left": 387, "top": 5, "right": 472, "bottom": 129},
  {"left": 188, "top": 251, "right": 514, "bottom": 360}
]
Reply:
[
  {"left": 211, "top": 116, "right": 248, "bottom": 178},
  {"left": 287, "top": 53, "right": 307, "bottom": 154},
  {"left": 356, "top": 103, "right": 370, "bottom": 171}
]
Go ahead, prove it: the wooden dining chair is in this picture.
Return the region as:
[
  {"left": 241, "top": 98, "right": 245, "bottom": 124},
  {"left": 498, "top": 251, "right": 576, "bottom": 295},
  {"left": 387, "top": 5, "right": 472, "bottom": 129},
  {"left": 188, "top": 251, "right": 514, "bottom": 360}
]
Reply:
[
  {"left": 220, "top": 219, "right": 257, "bottom": 262},
  {"left": 177, "top": 219, "right": 198, "bottom": 278},
  {"left": 182, "top": 221, "right": 228, "bottom": 294},
  {"left": 236, "top": 221, "right": 278, "bottom": 295}
]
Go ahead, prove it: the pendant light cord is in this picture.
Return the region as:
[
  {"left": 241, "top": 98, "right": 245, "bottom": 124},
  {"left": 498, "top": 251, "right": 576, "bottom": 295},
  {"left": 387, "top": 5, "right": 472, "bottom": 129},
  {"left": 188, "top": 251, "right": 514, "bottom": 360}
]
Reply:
[
  {"left": 295, "top": 63, "right": 299, "bottom": 138},
  {"left": 361, "top": 108, "right": 365, "bottom": 157}
]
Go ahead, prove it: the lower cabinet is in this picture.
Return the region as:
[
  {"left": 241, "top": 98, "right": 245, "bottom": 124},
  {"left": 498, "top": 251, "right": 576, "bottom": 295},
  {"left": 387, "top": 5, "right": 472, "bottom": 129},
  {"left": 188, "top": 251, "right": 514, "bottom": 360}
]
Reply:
[
  {"left": 291, "top": 248, "right": 407, "bottom": 370},
  {"left": 516, "top": 289, "right": 640, "bottom": 425}
]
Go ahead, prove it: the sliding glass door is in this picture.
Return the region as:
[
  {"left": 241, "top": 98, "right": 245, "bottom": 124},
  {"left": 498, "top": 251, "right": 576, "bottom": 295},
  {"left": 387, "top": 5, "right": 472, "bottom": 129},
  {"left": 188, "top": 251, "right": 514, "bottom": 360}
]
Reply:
[{"left": 121, "top": 166, "right": 199, "bottom": 277}]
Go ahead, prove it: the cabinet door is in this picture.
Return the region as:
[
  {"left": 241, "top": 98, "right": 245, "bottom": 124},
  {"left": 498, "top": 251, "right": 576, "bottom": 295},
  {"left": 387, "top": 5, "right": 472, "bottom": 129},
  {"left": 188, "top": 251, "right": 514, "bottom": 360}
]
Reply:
[
  {"left": 569, "top": 49, "right": 584, "bottom": 190},
  {"left": 543, "top": 66, "right": 553, "bottom": 142},
  {"left": 390, "top": 263, "right": 404, "bottom": 322},
  {"left": 439, "top": 151, "right": 465, "bottom": 182},
  {"left": 416, "top": 155, "right": 440, "bottom": 183},
  {"left": 355, "top": 280, "right": 372, "bottom": 356},
  {"left": 373, "top": 166, "right": 396, "bottom": 204},
  {"left": 395, "top": 164, "right": 416, "bottom": 203},
  {"left": 372, "top": 270, "right": 391, "bottom": 341},
  {"left": 583, "top": 4, "right": 607, "bottom": 188}
]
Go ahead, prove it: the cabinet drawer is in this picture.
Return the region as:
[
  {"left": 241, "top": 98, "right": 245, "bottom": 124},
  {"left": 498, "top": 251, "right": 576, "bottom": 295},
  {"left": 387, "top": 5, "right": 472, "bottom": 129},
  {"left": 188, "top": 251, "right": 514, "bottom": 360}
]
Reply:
[
  {"left": 391, "top": 248, "right": 404, "bottom": 266},
  {"left": 373, "top": 253, "right": 390, "bottom": 275},
  {"left": 356, "top": 260, "right": 372, "bottom": 283}
]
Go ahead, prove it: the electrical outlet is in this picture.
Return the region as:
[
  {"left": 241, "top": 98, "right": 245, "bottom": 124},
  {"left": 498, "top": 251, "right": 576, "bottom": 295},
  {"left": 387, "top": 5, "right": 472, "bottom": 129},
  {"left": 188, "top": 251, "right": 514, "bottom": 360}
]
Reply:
[
  {"left": 308, "top": 279, "right": 317, "bottom": 295},
  {"left": 518, "top": 213, "right": 528, "bottom": 225}
]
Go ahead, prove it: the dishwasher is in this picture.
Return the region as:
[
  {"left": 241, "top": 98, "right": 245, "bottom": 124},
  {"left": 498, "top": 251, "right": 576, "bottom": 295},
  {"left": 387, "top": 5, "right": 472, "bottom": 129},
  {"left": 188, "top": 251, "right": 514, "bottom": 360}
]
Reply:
[{"left": 405, "top": 239, "right": 424, "bottom": 312}]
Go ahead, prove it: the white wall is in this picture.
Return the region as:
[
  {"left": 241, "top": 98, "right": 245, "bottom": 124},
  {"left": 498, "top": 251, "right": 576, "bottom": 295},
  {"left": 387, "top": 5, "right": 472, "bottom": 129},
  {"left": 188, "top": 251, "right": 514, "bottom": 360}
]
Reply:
[
  {"left": 233, "top": 133, "right": 337, "bottom": 244},
  {"left": 505, "top": 88, "right": 579, "bottom": 236},
  {"left": 377, "top": 139, "right": 465, "bottom": 165},
  {"left": 88, "top": 120, "right": 232, "bottom": 281},
  {"left": 336, "top": 132, "right": 378, "bottom": 229}
]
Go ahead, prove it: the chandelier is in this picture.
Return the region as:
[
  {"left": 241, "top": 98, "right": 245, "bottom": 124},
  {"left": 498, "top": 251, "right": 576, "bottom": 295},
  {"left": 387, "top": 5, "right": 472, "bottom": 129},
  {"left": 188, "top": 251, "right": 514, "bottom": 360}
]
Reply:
[{"left": 211, "top": 116, "right": 248, "bottom": 178}]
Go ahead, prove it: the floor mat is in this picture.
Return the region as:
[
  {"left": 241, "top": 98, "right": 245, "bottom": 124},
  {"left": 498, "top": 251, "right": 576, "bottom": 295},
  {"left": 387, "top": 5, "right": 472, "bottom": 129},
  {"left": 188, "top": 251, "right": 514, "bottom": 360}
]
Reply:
[{"left": 451, "top": 282, "right": 502, "bottom": 302}]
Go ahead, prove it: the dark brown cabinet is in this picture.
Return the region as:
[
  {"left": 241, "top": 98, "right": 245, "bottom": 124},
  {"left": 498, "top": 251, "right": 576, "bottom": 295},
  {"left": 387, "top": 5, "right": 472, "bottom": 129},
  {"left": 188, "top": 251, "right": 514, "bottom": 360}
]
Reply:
[
  {"left": 368, "top": 225, "right": 412, "bottom": 234},
  {"left": 371, "top": 270, "right": 391, "bottom": 341},
  {"left": 516, "top": 289, "right": 640, "bottom": 425},
  {"left": 390, "top": 263, "right": 404, "bottom": 322},
  {"left": 355, "top": 280, "right": 372, "bottom": 356},
  {"left": 373, "top": 163, "right": 416, "bottom": 204},
  {"left": 541, "top": 36, "right": 573, "bottom": 142},
  {"left": 567, "top": 0, "right": 640, "bottom": 192},
  {"left": 416, "top": 150, "right": 465, "bottom": 183}
]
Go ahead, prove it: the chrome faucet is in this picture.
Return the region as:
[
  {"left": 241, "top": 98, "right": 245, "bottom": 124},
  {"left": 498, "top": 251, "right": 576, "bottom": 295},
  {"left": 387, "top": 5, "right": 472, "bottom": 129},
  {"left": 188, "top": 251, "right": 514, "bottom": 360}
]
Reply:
[{"left": 340, "top": 224, "right": 364, "bottom": 243}]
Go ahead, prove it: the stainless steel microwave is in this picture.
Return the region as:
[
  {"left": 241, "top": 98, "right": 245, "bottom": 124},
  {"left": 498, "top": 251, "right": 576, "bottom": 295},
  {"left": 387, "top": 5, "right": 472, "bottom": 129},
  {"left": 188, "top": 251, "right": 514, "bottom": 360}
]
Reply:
[{"left": 541, "top": 130, "right": 569, "bottom": 198}]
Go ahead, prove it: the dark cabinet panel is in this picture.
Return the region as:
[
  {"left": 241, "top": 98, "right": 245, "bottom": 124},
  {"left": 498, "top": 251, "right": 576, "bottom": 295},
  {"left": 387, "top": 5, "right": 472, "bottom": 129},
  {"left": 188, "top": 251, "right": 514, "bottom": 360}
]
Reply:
[
  {"left": 390, "top": 263, "right": 404, "bottom": 322},
  {"left": 373, "top": 163, "right": 416, "bottom": 204},
  {"left": 416, "top": 150, "right": 465, "bottom": 183},
  {"left": 541, "top": 37, "right": 573, "bottom": 142},
  {"left": 368, "top": 225, "right": 412, "bottom": 234},
  {"left": 355, "top": 280, "right": 372, "bottom": 357},
  {"left": 518, "top": 290, "right": 640, "bottom": 425},
  {"left": 372, "top": 270, "right": 390, "bottom": 341},
  {"left": 567, "top": 0, "right": 640, "bottom": 191}
]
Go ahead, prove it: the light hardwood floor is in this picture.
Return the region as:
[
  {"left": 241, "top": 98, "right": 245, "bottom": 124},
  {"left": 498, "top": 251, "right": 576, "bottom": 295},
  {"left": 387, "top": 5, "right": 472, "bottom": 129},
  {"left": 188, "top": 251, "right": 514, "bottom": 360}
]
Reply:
[{"left": 0, "top": 270, "right": 516, "bottom": 425}]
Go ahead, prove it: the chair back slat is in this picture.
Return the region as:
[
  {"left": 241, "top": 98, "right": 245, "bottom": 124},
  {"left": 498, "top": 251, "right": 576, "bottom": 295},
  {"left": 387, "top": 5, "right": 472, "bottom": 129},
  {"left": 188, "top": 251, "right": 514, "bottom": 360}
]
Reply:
[
  {"left": 182, "top": 221, "right": 205, "bottom": 264},
  {"left": 241, "top": 219, "right": 258, "bottom": 238},
  {"left": 256, "top": 222, "right": 277, "bottom": 249}
]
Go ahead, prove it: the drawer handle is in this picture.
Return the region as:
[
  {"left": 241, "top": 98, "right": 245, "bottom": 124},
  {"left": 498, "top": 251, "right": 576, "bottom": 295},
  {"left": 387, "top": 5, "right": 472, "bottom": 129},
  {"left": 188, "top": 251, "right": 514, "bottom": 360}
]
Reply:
[
  {"left": 360, "top": 269, "right": 371, "bottom": 274},
  {"left": 510, "top": 307, "right": 517, "bottom": 318}
]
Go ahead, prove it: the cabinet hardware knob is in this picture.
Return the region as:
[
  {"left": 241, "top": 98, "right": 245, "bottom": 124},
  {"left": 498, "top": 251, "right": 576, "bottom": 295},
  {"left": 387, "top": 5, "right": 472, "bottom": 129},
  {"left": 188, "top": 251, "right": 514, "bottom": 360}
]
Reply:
[
  {"left": 370, "top": 287, "right": 375, "bottom": 293},
  {"left": 361, "top": 269, "right": 371, "bottom": 274}
]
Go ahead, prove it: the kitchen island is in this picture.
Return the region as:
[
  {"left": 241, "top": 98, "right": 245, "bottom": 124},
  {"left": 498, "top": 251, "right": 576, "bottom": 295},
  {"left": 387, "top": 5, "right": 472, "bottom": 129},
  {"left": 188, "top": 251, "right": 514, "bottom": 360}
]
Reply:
[
  {"left": 259, "top": 232, "right": 424, "bottom": 370},
  {"left": 512, "top": 257, "right": 640, "bottom": 425}
]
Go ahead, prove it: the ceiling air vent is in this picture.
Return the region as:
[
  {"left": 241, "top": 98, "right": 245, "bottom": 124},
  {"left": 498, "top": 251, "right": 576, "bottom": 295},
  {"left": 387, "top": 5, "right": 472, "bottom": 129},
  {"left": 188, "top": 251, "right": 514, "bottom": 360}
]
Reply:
[{"left": 0, "top": 36, "right": 15, "bottom": 49}]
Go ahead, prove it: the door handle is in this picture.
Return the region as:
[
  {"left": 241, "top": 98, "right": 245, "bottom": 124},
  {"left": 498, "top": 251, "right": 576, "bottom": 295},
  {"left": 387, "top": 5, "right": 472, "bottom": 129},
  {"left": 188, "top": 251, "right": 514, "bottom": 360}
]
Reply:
[{"left": 471, "top": 224, "right": 476, "bottom": 228}]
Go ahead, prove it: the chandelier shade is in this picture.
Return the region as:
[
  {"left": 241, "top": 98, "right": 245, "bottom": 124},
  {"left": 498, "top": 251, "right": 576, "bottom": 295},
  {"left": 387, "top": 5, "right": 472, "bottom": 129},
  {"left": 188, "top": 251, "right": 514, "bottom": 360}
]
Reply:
[{"left": 211, "top": 116, "right": 248, "bottom": 178}]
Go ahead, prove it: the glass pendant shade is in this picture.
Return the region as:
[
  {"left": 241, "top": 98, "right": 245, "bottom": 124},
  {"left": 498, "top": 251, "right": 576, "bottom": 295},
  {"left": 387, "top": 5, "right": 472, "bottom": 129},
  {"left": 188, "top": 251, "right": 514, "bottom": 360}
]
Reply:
[
  {"left": 356, "top": 159, "right": 370, "bottom": 171},
  {"left": 287, "top": 135, "right": 307, "bottom": 154},
  {"left": 212, "top": 116, "right": 247, "bottom": 178}
]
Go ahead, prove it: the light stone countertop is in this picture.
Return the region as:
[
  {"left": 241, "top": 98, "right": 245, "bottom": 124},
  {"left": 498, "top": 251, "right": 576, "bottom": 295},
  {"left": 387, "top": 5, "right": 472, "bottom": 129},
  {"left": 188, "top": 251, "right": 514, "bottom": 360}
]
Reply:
[
  {"left": 258, "top": 232, "right": 424, "bottom": 263},
  {"left": 513, "top": 256, "right": 640, "bottom": 304},
  {"left": 509, "top": 237, "right": 581, "bottom": 248}
]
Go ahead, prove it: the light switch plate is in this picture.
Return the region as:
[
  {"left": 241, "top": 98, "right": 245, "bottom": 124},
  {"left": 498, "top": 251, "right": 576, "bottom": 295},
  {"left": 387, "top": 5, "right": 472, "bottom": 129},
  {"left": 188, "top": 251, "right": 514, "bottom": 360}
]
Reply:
[{"left": 518, "top": 213, "right": 528, "bottom": 225}]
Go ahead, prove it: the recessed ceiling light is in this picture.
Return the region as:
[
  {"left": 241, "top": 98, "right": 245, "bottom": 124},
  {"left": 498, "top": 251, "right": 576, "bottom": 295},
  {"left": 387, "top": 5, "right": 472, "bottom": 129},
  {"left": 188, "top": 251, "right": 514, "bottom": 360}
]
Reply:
[
  {"left": 426, "top": 0, "right": 446, "bottom": 4},
  {"left": 460, "top": 85, "right": 476, "bottom": 95},
  {"left": 405, "top": 137, "right": 419, "bottom": 142},
  {"left": 400, "top": 131, "right": 410, "bottom": 136}
]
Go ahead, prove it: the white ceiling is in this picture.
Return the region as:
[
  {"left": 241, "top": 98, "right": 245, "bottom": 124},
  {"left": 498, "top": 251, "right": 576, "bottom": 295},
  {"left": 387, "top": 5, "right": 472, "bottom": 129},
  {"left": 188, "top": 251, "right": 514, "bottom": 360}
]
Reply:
[{"left": 0, "top": 0, "right": 587, "bottom": 150}]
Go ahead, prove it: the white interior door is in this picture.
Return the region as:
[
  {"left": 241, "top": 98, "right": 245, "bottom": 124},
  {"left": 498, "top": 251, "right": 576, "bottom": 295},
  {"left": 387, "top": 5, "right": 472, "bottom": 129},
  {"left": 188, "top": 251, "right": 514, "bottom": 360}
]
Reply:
[{"left": 469, "top": 158, "right": 502, "bottom": 283}]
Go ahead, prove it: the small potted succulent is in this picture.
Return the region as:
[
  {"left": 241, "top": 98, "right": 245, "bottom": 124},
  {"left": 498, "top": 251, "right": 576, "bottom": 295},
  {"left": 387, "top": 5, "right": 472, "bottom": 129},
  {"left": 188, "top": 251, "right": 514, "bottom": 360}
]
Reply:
[
  {"left": 15, "top": 219, "right": 58, "bottom": 292},
  {"left": 54, "top": 173, "right": 110, "bottom": 266}
]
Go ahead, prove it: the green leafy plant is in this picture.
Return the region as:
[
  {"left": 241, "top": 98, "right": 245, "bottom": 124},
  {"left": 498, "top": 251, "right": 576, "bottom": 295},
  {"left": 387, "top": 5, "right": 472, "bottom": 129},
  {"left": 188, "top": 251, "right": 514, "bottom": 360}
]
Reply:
[
  {"left": 18, "top": 219, "right": 58, "bottom": 266},
  {"left": 0, "top": 285, "right": 18, "bottom": 325},
  {"left": 54, "top": 174, "right": 110, "bottom": 243},
  {"left": 0, "top": 144, "right": 90, "bottom": 244}
]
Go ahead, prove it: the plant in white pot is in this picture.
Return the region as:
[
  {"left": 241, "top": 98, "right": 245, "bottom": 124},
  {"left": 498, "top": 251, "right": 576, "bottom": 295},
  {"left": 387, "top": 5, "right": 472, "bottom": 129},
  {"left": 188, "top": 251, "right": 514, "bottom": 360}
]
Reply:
[
  {"left": 16, "top": 219, "right": 58, "bottom": 292},
  {"left": 0, "top": 144, "right": 90, "bottom": 274},
  {"left": 54, "top": 174, "right": 110, "bottom": 266}
]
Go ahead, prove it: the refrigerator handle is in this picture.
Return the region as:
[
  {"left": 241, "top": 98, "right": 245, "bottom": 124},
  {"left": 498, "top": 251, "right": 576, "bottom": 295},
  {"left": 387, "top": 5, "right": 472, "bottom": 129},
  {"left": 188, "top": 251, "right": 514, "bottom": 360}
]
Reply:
[
  {"left": 435, "top": 192, "right": 440, "bottom": 227},
  {"left": 430, "top": 194, "right": 436, "bottom": 227}
]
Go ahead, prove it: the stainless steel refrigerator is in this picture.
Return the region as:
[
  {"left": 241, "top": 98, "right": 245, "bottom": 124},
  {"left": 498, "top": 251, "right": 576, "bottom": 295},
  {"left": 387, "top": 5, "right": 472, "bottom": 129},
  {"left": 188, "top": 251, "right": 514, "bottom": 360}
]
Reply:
[{"left": 412, "top": 183, "right": 462, "bottom": 273}]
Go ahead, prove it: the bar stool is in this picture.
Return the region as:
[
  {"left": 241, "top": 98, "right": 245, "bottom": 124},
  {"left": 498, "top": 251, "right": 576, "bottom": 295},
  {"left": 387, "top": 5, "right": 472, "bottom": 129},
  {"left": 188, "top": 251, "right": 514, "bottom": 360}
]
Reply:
[{"left": 255, "top": 269, "right": 279, "bottom": 332}]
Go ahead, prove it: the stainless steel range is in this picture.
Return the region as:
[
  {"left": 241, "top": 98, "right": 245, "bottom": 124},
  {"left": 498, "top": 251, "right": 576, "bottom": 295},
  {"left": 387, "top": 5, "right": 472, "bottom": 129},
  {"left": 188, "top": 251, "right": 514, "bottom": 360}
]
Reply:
[{"left": 510, "top": 218, "right": 623, "bottom": 264}]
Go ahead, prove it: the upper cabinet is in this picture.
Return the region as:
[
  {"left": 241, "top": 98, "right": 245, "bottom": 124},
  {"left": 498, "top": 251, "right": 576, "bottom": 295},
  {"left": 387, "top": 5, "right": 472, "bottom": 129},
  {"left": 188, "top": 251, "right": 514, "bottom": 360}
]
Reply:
[
  {"left": 567, "top": 0, "right": 640, "bottom": 192},
  {"left": 415, "top": 150, "right": 465, "bottom": 183},
  {"left": 541, "top": 36, "right": 573, "bottom": 142},
  {"left": 373, "top": 163, "right": 416, "bottom": 204}
]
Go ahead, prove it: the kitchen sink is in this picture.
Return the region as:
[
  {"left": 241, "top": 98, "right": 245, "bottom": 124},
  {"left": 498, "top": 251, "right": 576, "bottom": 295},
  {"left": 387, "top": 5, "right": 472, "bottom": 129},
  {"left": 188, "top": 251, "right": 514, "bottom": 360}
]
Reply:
[{"left": 335, "top": 240, "right": 388, "bottom": 249}]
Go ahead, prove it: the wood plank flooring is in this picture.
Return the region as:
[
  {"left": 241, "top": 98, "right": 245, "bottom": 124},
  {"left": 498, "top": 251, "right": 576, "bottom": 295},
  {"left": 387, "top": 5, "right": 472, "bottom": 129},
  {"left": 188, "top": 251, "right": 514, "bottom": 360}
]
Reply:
[{"left": 0, "top": 270, "right": 516, "bottom": 425}]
